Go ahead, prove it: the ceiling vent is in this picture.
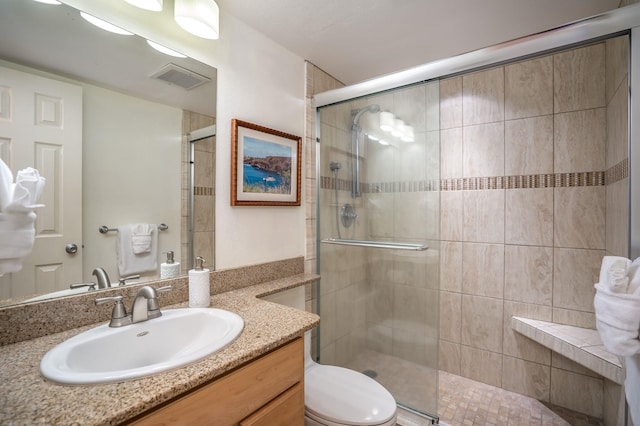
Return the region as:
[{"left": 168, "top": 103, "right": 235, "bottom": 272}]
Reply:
[{"left": 150, "top": 63, "right": 211, "bottom": 90}]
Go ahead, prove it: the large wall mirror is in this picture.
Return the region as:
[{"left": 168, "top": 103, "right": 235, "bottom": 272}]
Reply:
[{"left": 0, "top": 0, "right": 216, "bottom": 306}]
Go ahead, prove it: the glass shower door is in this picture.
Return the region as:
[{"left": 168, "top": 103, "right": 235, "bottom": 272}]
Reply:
[{"left": 317, "top": 81, "right": 440, "bottom": 419}]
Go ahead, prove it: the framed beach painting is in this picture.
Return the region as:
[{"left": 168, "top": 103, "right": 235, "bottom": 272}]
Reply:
[{"left": 231, "top": 119, "right": 302, "bottom": 206}]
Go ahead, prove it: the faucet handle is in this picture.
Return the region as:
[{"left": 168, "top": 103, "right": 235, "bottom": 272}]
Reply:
[
  {"left": 118, "top": 275, "right": 140, "bottom": 286},
  {"left": 95, "top": 295, "right": 131, "bottom": 327},
  {"left": 70, "top": 282, "right": 97, "bottom": 291},
  {"left": 95, "top": 294, "right": 123, "bottom": 305},
  {"left": 157, "top": 285, "right": 172, "bottom": 294}
]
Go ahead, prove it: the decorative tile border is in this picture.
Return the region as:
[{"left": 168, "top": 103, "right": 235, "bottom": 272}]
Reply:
[
  {"left": 194, "top": 186, "right": 213, "bottom": 196},
  {"left": 605, "top": 158, "right": 628, "bottom": 185},
  {"left": 320, "top": 159, "right": 627, "bottom": 193}
]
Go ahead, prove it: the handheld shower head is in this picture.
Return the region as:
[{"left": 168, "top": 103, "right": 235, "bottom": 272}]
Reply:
[{"left": 352, "top": 104, "right": 381, "bottom": 127}]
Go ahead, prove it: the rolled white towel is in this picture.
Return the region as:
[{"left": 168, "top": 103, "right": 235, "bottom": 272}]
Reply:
[
  {"left": 594, "top": 282, "right": 640, "bottom": 357},
  {"left": 5, "top": 167, "right": 45, "bottom": 212},
  {"left": 599, "top": 256, "right": 631, "bottom": 293},
  {"left": 0, "top": 259, "right": 26, "bottom": 275},
  {"left": 626, "top": 354, "right": 640, "bottom": 425},
  {"left": 628, "top": 257, "right": 640, "bottom": 294}
]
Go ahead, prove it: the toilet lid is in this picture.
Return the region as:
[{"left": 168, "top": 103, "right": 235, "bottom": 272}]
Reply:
[{"left": 305, "top": 364, "right": 396, "bottom": 426}]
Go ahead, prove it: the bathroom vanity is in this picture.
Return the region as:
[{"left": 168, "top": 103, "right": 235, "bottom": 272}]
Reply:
[
  {"left": 129, "top": 338, "right": 303, "bottom": 425},
  {"left": 0, "top": 260, "right": 319, "bottom": 425}
]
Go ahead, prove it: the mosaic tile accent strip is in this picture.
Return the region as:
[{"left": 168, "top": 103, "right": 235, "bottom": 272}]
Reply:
[
  {"left": 605, "top": 158, "right": 628, "bottom": 185},
  {"left": 320, "top": 159, "right": 626, "bottom": 193},
  {"left": 194, "top": 186, "right": 213, "bottom": 196}
]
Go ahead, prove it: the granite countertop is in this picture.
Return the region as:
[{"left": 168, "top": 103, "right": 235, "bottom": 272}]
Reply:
[{"left": 0, "top": 274, "right": 320, "bottom": 425}]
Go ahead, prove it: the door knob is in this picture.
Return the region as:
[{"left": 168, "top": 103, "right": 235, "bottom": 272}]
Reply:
[{"left": 65, "top": 243, "right": 78, "bottom": 254}]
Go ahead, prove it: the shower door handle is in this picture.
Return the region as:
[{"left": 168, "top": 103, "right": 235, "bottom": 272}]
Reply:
[{"left": 321, "top": 238, "right": 428, "bottom": 251}]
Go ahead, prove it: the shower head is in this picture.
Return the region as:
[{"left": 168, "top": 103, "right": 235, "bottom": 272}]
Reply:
[
  {"left": 329, "top": 161, "right": 342, "bottom": 172},
  {"left": 352, "top": 104, "right": 381, "bottom": 127}
]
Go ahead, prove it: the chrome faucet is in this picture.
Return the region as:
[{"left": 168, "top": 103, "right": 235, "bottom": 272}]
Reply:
[
  {"left": 95, "top": 285, "right": 172, "bottom": 327},
  {"left": 92, "top": 267, "right": 112, "bottom": 289},
  {"left": 131, "top": 286, "right": 162, "bottom": 323}
]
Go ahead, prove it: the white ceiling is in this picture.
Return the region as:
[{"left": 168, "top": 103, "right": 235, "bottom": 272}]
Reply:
[{"left": 218, "top": 0, "right": 621, "bottom": 85}]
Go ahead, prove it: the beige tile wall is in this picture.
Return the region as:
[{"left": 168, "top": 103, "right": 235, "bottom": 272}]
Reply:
[
  {"left": 438, "top": 37, "right": 629, "bottom": 420},
  {"left": 305, "top": 34, "right": 629, "bottom": 422},
  {"left": 304, "top": 63, "right": 345, "bottom": 359},
  {"left": 181, "top": 111, "right": 215, "bottom": 272}
]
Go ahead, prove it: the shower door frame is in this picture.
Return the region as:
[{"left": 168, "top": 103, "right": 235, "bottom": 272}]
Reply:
[{"left": 315, "top": 4, "right": 640, "bottom": 425}]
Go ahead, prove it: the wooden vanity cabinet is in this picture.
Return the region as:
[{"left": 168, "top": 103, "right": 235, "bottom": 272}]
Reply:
[{"left": 129, "top": 337, "right": 304, "bottom": 426}]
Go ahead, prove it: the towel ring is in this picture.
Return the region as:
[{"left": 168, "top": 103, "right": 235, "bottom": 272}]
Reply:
[{"left": 99, "top": 223, "right": 169, "bottom": 234}]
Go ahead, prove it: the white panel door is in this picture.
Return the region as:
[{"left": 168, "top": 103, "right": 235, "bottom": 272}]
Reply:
[{"left": 0, "top": 65, "right": 82, "bottom": 299}]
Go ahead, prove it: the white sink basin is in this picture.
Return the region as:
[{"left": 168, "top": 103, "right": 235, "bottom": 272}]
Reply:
[{"left": 40, "top": 308, "right": 244, "bottom": 385}]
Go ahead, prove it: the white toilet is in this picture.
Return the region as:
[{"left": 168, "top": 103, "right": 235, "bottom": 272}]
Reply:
[
  {"left": 303, "top": 333, "right": 398, "bottom": 426},
  {"left": 261, "top": 287, "right": 397, "bottom": 426}
]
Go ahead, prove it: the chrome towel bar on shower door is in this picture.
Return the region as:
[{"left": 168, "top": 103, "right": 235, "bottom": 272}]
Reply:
[{"left": 321, "top": 238, "right": 428, "bottom": 251}]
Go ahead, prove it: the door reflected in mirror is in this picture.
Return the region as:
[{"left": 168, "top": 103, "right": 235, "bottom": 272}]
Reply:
[{"left": 0, "top": 0, "right": 216, "bottom": 306}]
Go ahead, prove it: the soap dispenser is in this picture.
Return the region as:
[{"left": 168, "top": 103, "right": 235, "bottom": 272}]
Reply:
[
  {"left": 188, "top": 256, "right": 210, "bottom": 308},
  {"left": 160, "top": 251, "right": 180, "bottom": 279}
]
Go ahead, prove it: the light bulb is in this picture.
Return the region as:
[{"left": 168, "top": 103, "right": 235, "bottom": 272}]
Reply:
[
  {"left": 391, "top": 119, "right": 405, "bottom": 137},
  {"left": 146, "top": 40, "right": 187, "bottom": 58},
  {"left": 401, "top": 126, "right": 415, "bottom": 142},
  {"left": 379, "top": 111, "right": 395, "bottom": 132},
  {"left": 174, "top": 0, "right": 220, "bottom": 40},
  {"left": 80, "top": 12, "right": 134, "bottom": 35},
  {"left": 124, "top": 0, "right": 163, "bottom": 11}
]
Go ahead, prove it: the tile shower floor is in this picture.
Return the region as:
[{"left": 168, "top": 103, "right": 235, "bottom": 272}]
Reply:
[{"left": 344, "top": 350, "right": 602, "bottom": 426}]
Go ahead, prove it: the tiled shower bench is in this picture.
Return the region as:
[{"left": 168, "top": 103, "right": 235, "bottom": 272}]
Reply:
[{"left": 511, "top": 316, "right": 624, "bottom": 384}]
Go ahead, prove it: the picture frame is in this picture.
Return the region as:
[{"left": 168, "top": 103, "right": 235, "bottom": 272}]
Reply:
[{"left": 231, "top": 119, "right": 302, "bottom": 206}]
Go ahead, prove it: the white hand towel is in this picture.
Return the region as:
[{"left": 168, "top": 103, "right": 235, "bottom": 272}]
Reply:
[
  {"left": 131, "top": 223, "right": 153, "bottom": 254},
  {"left": 599, "top": 256, "right": 631, "bottom": 292},
  {"left": 116, "top": 224, "right": 158, "bottom": 276},
  {"left": 594, "top": 282, "right": 640, "bottom": 357},
  {"left": 626, "top": 354, "right": 640, "bottom": 425},
  {"left": 0, "top": 211, "right": 37, "bottom": 275}
]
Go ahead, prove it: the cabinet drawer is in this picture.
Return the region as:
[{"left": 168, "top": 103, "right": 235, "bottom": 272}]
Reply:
[
  {"left": 239, "top": 382, "right": 304, "bottom": 426},
  {"left": 130, "top": 337, "right": 303, "bottom": 426}
]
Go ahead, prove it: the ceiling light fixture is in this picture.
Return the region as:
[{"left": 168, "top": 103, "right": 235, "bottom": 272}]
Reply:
[
  {"left": 391, "top": 118, "right": 405, "bottom": 137},
  {"left": 80, "top": 12, "right": 134, "bottom": 35},
  {"left": 32, "top": 0, "right": 61, "bottom": 4},
  {"left": 146, "top": 40, "right": 187, "bottom": 58},
  {"left": 124, "top": 0, "right": 163, "bottom": 11},
  {"left": 379, "top": 111, "right": 414, "bottom": 142},
  {"left": 379, "top": 111, "right": 395, "bottom": 133},
  {"left": 174, "top": 0, "right": 219, "bottom": 40},
  {"left": 401, "top": 126, "right": 415, "bottom": 143}
]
